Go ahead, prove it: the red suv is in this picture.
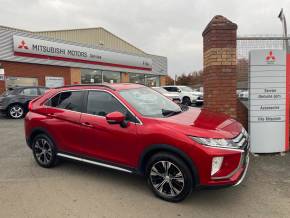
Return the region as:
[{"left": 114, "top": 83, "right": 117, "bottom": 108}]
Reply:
[{"left": 25, "top": 83, "right": 249, "bottom": 202}]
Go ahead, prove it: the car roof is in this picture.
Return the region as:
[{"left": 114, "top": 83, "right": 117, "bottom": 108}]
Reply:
[{"left": 55, "top": 83, "right": 145, "bottom": 91}]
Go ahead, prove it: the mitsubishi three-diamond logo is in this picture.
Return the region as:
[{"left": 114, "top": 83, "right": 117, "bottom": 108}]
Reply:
[
  {"left": 265, "top": 51, "right": 275, "bottom": 64},
  {"left": 18, "top": 40, "right": 29, "bottom": 49}
]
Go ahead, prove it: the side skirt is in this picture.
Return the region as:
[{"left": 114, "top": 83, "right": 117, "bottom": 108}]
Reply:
[{"left": 57, "top": 153, "right": 134, "bottom": 174}]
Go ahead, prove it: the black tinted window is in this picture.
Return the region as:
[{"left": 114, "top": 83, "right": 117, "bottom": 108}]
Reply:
[
  {"left": 48, "top": 91, "right": 83, "bottom": 112},
  {"left": 87, "top": 91, "right": 137, "bottom": 122},
  {"left": 163, "top": 87, "right": 178, "bottom": 92}
]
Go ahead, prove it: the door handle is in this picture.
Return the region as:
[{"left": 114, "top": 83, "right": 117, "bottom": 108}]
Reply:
[
  {"left": 47, "top": 113, "right": 55, "bottom": 117},
  {"left": 81, "top": 122, "right": 94, "bottom": 128}
]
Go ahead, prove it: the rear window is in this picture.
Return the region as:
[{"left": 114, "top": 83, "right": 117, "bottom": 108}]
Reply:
[{"left": 47, "top": 91, "right": 83, "bottom": 112}]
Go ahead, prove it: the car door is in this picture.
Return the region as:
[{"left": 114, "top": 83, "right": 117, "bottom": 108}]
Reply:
[
  {"left": 79, "top": 90, "right": 138, "bottom": 167},
  {"left": 45, "top": 90, "right": 85, "bottom": 154}
]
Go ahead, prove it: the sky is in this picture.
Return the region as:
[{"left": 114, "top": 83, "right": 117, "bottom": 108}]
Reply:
[{"left": 0, "top": 0, "right": 290, "bottom": 76}]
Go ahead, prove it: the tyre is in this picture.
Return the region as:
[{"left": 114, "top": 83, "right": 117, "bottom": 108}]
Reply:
[
  {"left": 145, "top": 152, "right": 193, "bottom": 202},
  {"left": 32, "top": 134, "right": 59, "bottom": 168},
  {"left": 182, "top": 97, "right": 191, "bottom": 106},
  {"left": 8, "top": 104, "right": 24, "bottom": 119}
]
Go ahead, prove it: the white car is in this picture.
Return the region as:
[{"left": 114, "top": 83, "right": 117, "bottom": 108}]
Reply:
[
  {"left": 162, "top": 85, "right": 203, "bottom": 106},
  {"left": 152, "top": 87, "right": 181, "bottom": 103}
]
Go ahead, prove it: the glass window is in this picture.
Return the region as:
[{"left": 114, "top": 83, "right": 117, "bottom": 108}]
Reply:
[
  {"left": 163, "top": 87, "right": 179, "bottom": 92},
  {"left": 48, "top": 91, "right": 83, "bottom": 112},
  {"left": 21, "top": 88, "right": 38, "bottom": 96},
  {"left": 119, "top": 87, "right": 181, "bottom": 118},
  {"left": 129, "top": 73, "right": 145, "bottom": 84},
  {"left": 145, "top": 75, "right": 160, "bottom": 87},
  {"left": 103, "top": 71, "right": 120, "bottom": 83},
  {"left": 81, "top": 69, "right": 102, "bottom": 84},
  {"left": 86, "top": 91, "right": 137, "bottom": 122}
]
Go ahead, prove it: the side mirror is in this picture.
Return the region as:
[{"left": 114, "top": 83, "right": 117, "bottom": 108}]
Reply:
[
  {"left": 106, "top": 111, "right": 129, "bottom": 128},
  {"left": 177, "top": 89, "right": 181, "bottom": 93}
]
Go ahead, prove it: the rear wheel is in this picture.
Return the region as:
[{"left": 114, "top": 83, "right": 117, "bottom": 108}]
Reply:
[
  {"left": 32, "top": 134, "right": 58, "bottom": 168},
  {"left": 145, "top": 152, "right": 193, "bottom": 202},
  {"left": 8, "top": 104, "right": 24, "bottom": 119},
  {"left": 182, "top": 97, "right": 191, "bottom": 106}
]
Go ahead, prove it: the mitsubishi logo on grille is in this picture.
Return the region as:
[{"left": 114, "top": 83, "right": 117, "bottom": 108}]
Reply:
[
  {"left": 266, "top": 51, "right": 275, "bottom": 64},
  {"left": 18, "top": 40, "right": 29, "bottom": 49}
]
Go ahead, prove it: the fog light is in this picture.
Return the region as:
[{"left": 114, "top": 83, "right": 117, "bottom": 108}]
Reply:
[{"left": 211, "top": 157, "right": 224, "bottom": 176}]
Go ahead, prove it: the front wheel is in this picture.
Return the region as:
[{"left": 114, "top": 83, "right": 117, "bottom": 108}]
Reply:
[
  {"left": 146, "top": 152, "right": 193, "bottom": 202},
  {"left": 182, "top": 97, "right": 191, "bottom": 106}
]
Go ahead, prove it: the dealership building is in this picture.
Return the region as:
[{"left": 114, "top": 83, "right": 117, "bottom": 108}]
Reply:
[{"left": 0, "top": 25, "right": 167, "bottom": 93}]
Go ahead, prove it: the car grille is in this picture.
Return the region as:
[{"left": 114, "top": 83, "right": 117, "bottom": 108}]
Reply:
[{"left": 232, "top": 129, "right": 249, "bottom": 149}]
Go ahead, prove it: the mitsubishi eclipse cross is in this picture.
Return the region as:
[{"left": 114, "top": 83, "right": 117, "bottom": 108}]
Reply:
[{"left": 24, "top": 83, "right": 249, "bottom": 202}]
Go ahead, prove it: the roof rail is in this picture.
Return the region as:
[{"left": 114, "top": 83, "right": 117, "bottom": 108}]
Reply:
[{"left": 55, "top": 83, "right": 116, "bottom": 90}]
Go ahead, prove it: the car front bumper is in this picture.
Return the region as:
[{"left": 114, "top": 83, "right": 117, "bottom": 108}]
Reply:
[
  {"left": 192, "top": 131, "right": 250, "bottom": 188},
  {"left": 192, "top": 97, "right": 203, "bottom": 104},
  {"left": 205, "top": 148, "right": 250, "bottom": 187}
]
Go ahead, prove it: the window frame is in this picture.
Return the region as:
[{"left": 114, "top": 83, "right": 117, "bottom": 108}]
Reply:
[{"left": 83, "top": 90, "right": 140, "bottom": 124}]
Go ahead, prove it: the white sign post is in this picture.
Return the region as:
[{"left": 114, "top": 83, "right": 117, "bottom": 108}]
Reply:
[{"left": 249, "top": 49, "right": 289, "bottom": 153}]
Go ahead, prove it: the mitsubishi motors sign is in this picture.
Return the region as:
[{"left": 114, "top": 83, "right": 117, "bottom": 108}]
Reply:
[
  {"left": 13, "top": 35, "right": 152, "bottom": 71},
  {"left": 249, "top": 49, "right": 289, "bottom": 153}
]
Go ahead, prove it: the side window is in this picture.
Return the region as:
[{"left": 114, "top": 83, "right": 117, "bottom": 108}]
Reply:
[
  {"left": 47, "top": 91, "right": 83, "bottom": 112},
  {"left": 86, "top": 91, "right": 138, "bottom": 122},
  {"left": 21, "top": 88, "right": 38, "bottom": 96},
  {"left": 164, "top": 87, "right": 177, "bottom": 92},
  {"left": 163, "top": 87, "right": 171, "bottom": 92},
  {"left": 171, "top": 87, "right": 178, "bottom": 92}
]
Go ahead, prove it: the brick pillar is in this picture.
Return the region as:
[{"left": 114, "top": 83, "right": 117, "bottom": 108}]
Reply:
[
  {"left": 121, "top": 72, "right": 129, "bottom": 83},
  {"left": 160, "top": 75, "right": 166, "bottom": 86},
  {"left": 202, "top": 15, "right": 238, "bottom": 118}
]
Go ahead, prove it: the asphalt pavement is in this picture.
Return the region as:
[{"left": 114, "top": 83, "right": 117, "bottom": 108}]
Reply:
[{"left": 0, "top": 116, "right": 290, "bottom": 218}]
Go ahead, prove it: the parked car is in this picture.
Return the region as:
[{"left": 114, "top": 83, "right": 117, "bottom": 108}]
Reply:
[
  {"left": 25, "top": 83, "right": 249, "bottom": 202},
  {"left": 162, "top": 85, "right": 203, "bottom": 106},
  {"left": 0, "top": 86, "right": 49, "bottom": 119},
  {"left": 152, "top": 87, "right": 181, "bottom": 103}
]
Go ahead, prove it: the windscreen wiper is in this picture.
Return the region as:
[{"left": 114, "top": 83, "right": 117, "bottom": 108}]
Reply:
[{"left": 161, "top": 109, "right": 182, "bottom": 117}]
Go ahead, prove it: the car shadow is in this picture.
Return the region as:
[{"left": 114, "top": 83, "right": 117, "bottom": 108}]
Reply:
[{"left": 52, "top": 158, "right": 250, "bottom": 204}]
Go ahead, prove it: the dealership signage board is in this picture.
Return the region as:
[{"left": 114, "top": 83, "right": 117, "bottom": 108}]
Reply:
[
  {"left": 249, "top": 49, "right": 289, "bottom": 153},
  {"left": 13, "top": 35, "right": 152, "bottom": 71}
]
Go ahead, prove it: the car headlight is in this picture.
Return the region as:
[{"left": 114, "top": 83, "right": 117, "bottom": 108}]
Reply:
[{"left": 189, "top": 136, "right": 237, "bottom": 149}]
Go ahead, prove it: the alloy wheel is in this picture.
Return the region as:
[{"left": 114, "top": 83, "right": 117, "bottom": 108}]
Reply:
[
  {"left": 34, "top": 138, "right": 53, "bottom": 165},
  {"left": 150, "top": 160, "right": 185, "bottom": 197},
  {"left": 9, "top": 105, "right": 24, "bottom": 119}
]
